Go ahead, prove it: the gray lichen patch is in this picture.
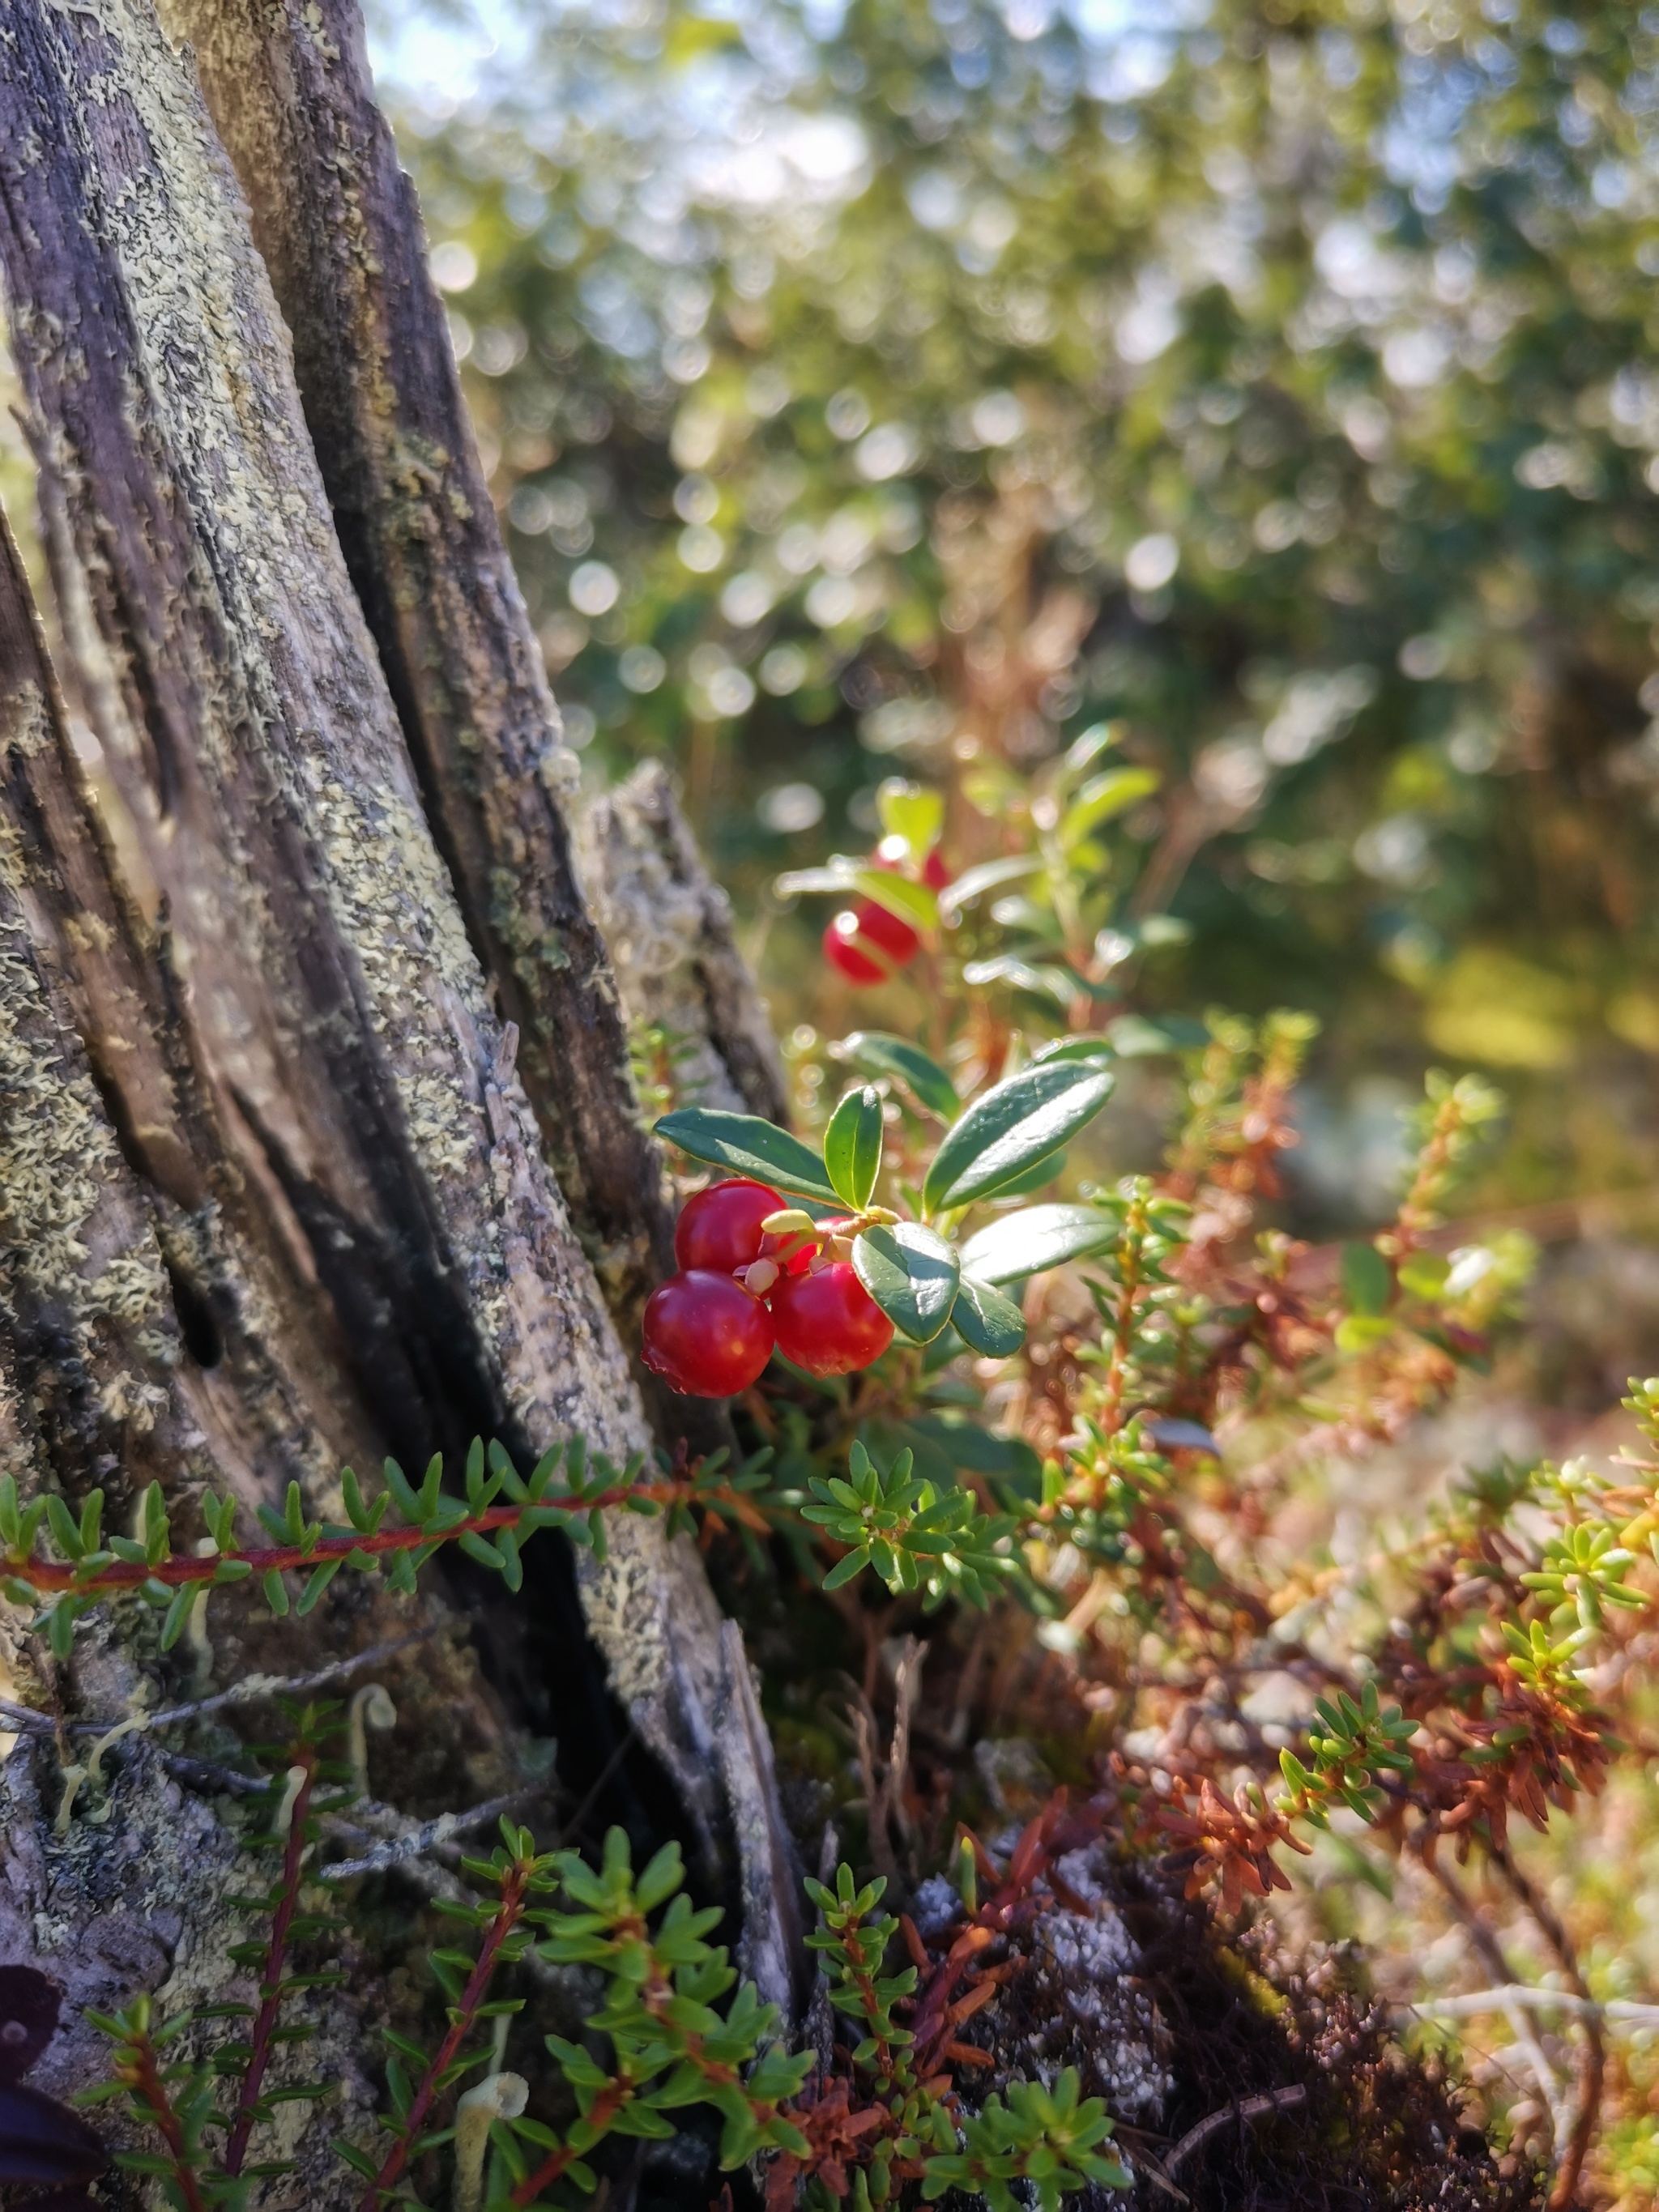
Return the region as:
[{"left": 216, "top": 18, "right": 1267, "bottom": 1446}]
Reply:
[
  {"left": 0, "top": 884, "right": 170, "bottom": 1349},
  {"left": 957, "top": 1835, "right": 1174, "bottom": 2139},
  {"left": 577, "top": 761, "right": 790, "bottom": 1123}
]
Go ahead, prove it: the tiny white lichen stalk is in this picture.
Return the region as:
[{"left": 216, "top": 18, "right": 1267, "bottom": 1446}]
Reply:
[
  {"left": 451, "top": 2069, "right": 528, "bottom": 2212},
  {"left": 348, "top": 1683, "right": 397, "bottom": 1802}
]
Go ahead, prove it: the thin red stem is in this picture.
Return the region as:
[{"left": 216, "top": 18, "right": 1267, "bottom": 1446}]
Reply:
[
  {"left": 357, "top": 1861, "right": 530, "bottom": 2210},
  {"left": 223, "top": 1748, "right": 316, "bottom": 2176},
  {"left": 510, "top": 2078, "right": 631, "bottom": 2206},
  {"left": 126, "top": 2037, "right": 210, "bottom": 2212},
  {"left": 7, "top": 1479, "right": 698, "bottom": 1596}
]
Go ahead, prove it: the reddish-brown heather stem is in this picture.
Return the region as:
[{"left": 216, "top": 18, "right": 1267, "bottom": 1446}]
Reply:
[
  {"left": 126, "top": 2035, "right": 210, "bottom": 2212},
  {"left": 358, "top": 1860, "right": 531, "bottom": 2210},
  {"left": 223, "top": 1746, "right": 317, "bottom": 2176},
  {"left": 1097, "top": 1202, "right": 1146, "bottom": 1438},
  {"left": 6, "top": 1480, "right": 707, "bottom": 1597},
  {"left": 510, "top": 2077, "right": 633, "bottom": 2206},
  {"left": 1494, "top": 1849, "right": 1606, "bottom": 2212}
]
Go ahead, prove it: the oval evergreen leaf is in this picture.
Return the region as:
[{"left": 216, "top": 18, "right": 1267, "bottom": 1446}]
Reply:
[
  {"left": 655, "top": 1109, "right": 837, "bottom": 1204},
  {"left": 839, "top": 1031, "right": 958, "bottom": 1119},
  {"left": 851, "top": 867, "right": 937, "bottom": 932},
  {"left": 936, "top": 853, "right": 1044, "bottom": 923},
  {"left": 852, "top": 1223, "right": 961, "bottom": 1344},
  {"left": 1060, "top": 765, "right": 1159, "bottom": 848},
  {"left": 974, "top": 1146, "right": 1065, "bottom": 1200},
  {"left": 824, "top": 1085, "right": 884, "bottom": 1211},
  {"left": 951, "top": 1274, "right": 1026, "bottom": 1357},
  {"left": 923, "top": 1063, "right": 1115, "bottom": 1213},
  {"left": 1033, "top": 1036, "right": 1115, "bottom": 1068},
  {"left": 957, "top": 1204, "right": 1119, "bottom": 1285}
]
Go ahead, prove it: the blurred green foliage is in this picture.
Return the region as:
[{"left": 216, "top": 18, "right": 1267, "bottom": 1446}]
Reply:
[{"left": 381, "top": 0, "right": 1659, "bottom": 1219}]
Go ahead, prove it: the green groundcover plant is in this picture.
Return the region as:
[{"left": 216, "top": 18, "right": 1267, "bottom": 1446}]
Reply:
[{"left": 23, "top": 754, "right": 1659, "bottom": 2208}]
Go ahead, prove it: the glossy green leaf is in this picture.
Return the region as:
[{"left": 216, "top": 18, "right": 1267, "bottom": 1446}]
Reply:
[
  {"left": 852, "top": 1222, "right": 961, "bottom": 1343},
  {"left": 1033, "top": 1036, "right": 1115, "bottom": 1068},
  {"left": 1107, "top": 1013, "right": 1209, "bottom": 1057},
  {"left": 951, "top": 1273, "right": 1026, "bottom": 1357},
  {"left": 824, "top": 1085, "right": 884, "bottom": 1211},
  {"left": 961, "top": 955, "right": 1082, "bottom": 1008},
  {"left": 1062, "top": 720, "right": 1122, "bottom": 775},
  {"left": 839, "top": 1031, "right": 958, "bottom": 1118},
  {"left": 851, "top": 867, "right": 936, "bottom": 931},
  {"left": 936, "top": 853, "right": 1045, "bottom": 923},
  {"left": 973, "top": 1146, "right": 1066, "bottom": 1199},
  {"left": 655, "top": 1109, "right": 837, "bottom": 1205},
  {"left": 1060, "top": 765, "right": 1159, "bottom": 847},
  {"left": 923, "top": 1062, "right": 1115, "bottom": 1213},
  {"left": 875, "top": 778, "right": 944, "bottom": 855},
  {"left": 958, "top": 1204, "right": 1120, "bottom": 1286},
  {"left": 774, "top": 863, "right": 857, "bottom": 897}
]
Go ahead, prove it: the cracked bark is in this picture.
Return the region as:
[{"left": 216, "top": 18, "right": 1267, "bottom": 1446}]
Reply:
[
  {"left": 577, "top": 761, "right": 792, "bottom": 1125},
  {"left": 0, "top": 0, "right": 802, "bottom": 2191},
  {"left": 156, "top": 0, "right": 685, "bottom": 1328}
]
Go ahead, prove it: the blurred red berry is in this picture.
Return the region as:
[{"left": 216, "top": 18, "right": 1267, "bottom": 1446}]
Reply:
[
  {"left": 642, "top": 1271, "right": 774, "bottom": 1396},
  {"left": 823, "top": 899, "right": 919, "bottom": 985},
  {"left": 823, "top": 910, "right": 885, "bottom": 985},
  {"left": 674, "top": 1177, "right": 783, "bottom": 1274},
  {"left": 770, "top": 1261, "right": 894, "bottom": 1376},
  {"left": 855, "top": 897, "right": 921, "bottom": 962}
]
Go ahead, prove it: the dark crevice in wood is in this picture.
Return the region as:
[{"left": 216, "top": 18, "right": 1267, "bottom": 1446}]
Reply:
[{"left": 164, "top": 1259, "right": 224, "bottom": 1371}]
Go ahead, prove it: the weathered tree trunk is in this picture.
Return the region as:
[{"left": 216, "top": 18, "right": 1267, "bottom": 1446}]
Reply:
[
  {"left": 153, "top": 0, "right": 680, "bottom": 1327},
  {"left": 0, "top": 0, "right": 799, "bottom": 2189},
  {"left": 577, "top": 761, "right": 791, "bottom": 1126}
]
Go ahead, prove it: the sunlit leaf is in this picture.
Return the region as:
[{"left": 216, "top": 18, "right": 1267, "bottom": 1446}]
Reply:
[
  {"left": 923, "top": 1063, "right": 1114, "bottom": 1213},
  {"left": 852, "top": 1223, "right": 960, "bottom": 1343},
  {"left": 950, "top": 1273, "right": 1026, "bottom": 1357},
  {"left": 655, "top": 1109, "right": 837, "bottom": 1204},
  {"left": 957, "top": 1204, "right": 1119, "bottom": 1285},
  {"left": 838, "top": 1031, "right": 958, "bottom": 1118},
  {"left": 824, "top": 1085, "right": 884, "bottom": 1210}
]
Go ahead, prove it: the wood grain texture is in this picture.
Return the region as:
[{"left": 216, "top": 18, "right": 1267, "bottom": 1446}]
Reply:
[
  {"left": 578, "top": 761, "right": 792, "bottom": 1124},
  {"left": 160, "top": 0, "right": 682, "bottom": 1325},
  {"left": 0, "top": 0, "right": 801, "bottom": 2037}
]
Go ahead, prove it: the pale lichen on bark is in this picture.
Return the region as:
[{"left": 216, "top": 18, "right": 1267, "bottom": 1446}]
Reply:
[
  {"left": 577, "top": 760, "right": 791, "bottom": 1125},
  {"left": 0, "top": 0, "right": 807, "bottom": 2078}
]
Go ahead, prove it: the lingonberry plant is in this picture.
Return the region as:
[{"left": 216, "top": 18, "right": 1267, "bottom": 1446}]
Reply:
[
  {"left": 32, "top": 737, "right": 1659, "bottom": 2209},
  {"left": 811, "top": 782, "right": 953, "bottom": 989}
]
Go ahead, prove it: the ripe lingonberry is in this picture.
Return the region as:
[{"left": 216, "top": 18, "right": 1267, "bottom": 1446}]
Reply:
[
  {"left": 823, "top": 900, "right": 918, "bottom": 985},
  {"left": 821, "top": 846, "right": 949, "bottom": 986},
  {"left": 770, "top": 1261, "right": 894, "bottom": 1377},
  {"left": 674, "top": 1177, "right": 783, "bottom": 1274},
  {"left": 642, "top": 1271, "right": 774, "bottom": 1396}
]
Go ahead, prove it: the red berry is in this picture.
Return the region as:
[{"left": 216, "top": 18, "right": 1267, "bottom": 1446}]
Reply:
[
  {"left": 856, "top": 898, "right": 921, "bottom": 963},
  {"left": 674, "top": 1178, "right": 783, "bottom": 1274},
  {"left": 824, "top": 911, "right": 885, "bottom": 985},
  {"left": 642, "top": 1271, "right": 774, "bottom": 1396},
  {"left": 822, "top": 900, "right": 920, "bottom": 986},
  {"left": 770, "top": 1261, "right": 894, "bottom": 1377},
  {"left": 923, "top": 848, "right": 950, "bottom": 890}
]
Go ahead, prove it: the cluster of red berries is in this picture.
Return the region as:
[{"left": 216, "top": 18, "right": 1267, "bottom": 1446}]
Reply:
[
  {"left": 822, "top": 846, "right": 949, "bottom": 986},
  {"left": 641, "top": 1178, "right": 893, "bottom": 1397}
]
